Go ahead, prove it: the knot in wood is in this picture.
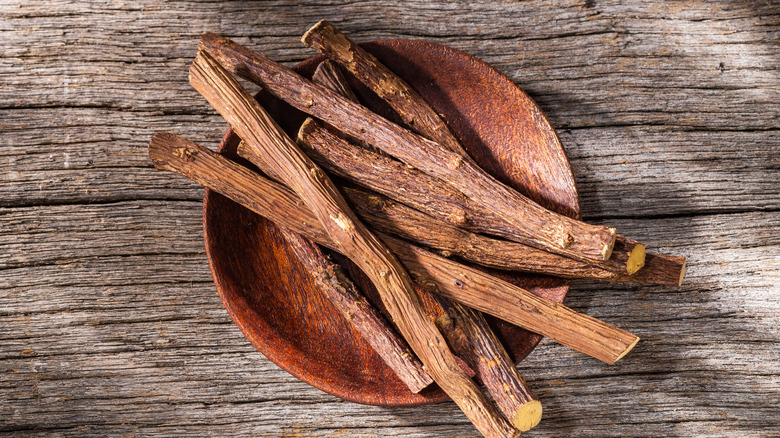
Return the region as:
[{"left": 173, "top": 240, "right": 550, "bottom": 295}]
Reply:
[
  {"left": 330, "top": 212, "right": 354, "bottom": 233},
  {"left": 308, "top": 166, "right": 326, "bottom": 180},
  {"left": 447, "top": 155, "right": 464, "bottom": 170},
  {"left": 560, "top": 232, "right": 575, "bottom": 248},
  {"left": 436, "top": 249, "right": 453, "bottom": 258},
  {"left": 173, "top": 147, "right": 198, "bottom": 161},
  {"left": 449, "top": 208, "right": 468, "bottom": 226},
  {"left": 366, "top": 195, "right": 387, "bottom": 209},
  {"left": 301, "top": 92, "right": 316, "bottom": 107}
]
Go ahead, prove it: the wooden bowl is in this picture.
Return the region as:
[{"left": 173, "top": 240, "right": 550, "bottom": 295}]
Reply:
[{"left": 203, "top": 40, "right": 580, "bottom": 406}]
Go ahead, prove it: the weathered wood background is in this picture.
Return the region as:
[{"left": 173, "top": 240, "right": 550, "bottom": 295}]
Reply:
[{"left": 1, "top": 0, "right": 778, "bottom": 436}]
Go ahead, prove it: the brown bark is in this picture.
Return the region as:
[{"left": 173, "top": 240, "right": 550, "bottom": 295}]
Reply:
[
  {"left": 300, "top": 22, "right": 646, "bottom": 277},
  {"left": 302, "top": 20, "right": 468, "bottom": 157},
  {"left": 279, "top": 228, "right": 433, "bottom": 393},
  {"left": 616, "top": 253, "right": 686, "bottom": 287},
  {"left": 310, "top": 60, "right": 385, "bottom": 156},
  {"left": 307, "top": 58, "right": 540, "bottom": 429},
  {"left": 199, "top": 33, "right": 616, "bottom": 263},
  {"left": 291, "top": 119, "right": 649, "bottom": 277},
  {"left": 339, "top": 185, "right": 653, "bottom": 282},
  {"left": 434, "top": 299, "right": 542, "bottom": 431},
  {"left": 302, "top": 21, "right": 643, "bottom": 276},
  {"left": 311, "top": 59, "right": 360, "bottom": 104},
  {"left": 148, "top": 132, "right": 639, "bottom": 365},
  {"left": 187, "top": 51, "right": 517, "bottom": 438}
]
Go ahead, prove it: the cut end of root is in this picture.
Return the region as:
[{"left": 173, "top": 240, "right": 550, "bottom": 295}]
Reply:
[
  {"left": 236, "top": 140, "right": 252, "bottom": 161},
  {"left": 626, "top": 243, "right": 647, "bottom": 275},
  {"left": 677, "top": 258, "right": 687, "bottom": 287},
  {"left": 297, "top": 117, "right": 317, "bottom": 141},
  {"left": 148, "top": 132, "right": 173, "bottom": 162},
  {"left": 296, "top": 118, "right": 321, "bottom": 148},
  {"left": 613, "top": 335, "right": 640, "bottom": 364},
  {"left": 601, "top": 227, "right": 617, "bottom": 260},
  {"left": 301, "top": 20, "right": 330, "bottom": 45},
  {"left": 512, "top": 400, "right": 543, "bottom": 432}
]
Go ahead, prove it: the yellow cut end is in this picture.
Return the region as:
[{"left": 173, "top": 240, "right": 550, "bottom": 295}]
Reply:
[
  {"left": 301, "top": 19, "right": 328, "bottom": 45},
  {"left": 626, "top": 243, "right": 647, "bottom": 275},
  {"left": 236, "top": 140, "right": 247, "bottom": 156},
  {"left": 613, "top": 336, "right": 640, "bottom": 364},
  {"left": 677, "top": 258, "right": 687, "bottom": 287},
  {"left": 602, "top": 227, "right": 617, "bottom": 260},
  {"left": 512, "top": 400, "right": 543, "bottom": 432},
  {"left": 296, "top": 117, "right": 317, "bottom": 143}
]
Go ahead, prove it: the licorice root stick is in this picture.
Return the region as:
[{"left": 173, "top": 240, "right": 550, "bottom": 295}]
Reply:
[
  {"left": 288, "top": 120, "right": 661, "bottom": 280},
  {"left": 435, "top": 299, "right": 542, "bottom": 432},
  {"left": 301, "top": 22, "right": 654, "bottom": 277},
  {"left": 335, "top": 184, "right": 634, "bottom": 281},
  {"left": 148, "top": 133, "right": 639, "bottom": 365},
  {"left": 188, "top": 51, "right": 518, "bottom": 438},
  {"left": 303, "top": 60, "right": 541, "bottom": 430},
  {"left": 199, "top": 33, "right": 616, "bottom": 263},
  {"left": 302, "top": 20, "right": 470, "bottom": 158},
  {"left": 280, "top": 229, "right": 433, "bottom": 392}
]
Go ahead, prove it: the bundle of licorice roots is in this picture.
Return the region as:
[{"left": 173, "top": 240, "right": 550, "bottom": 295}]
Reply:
[{"left": 148, "top": 21, "right": 686, "bottom": 437}]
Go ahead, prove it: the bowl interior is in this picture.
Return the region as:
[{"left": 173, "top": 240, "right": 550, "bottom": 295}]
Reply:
[{"left": 203, "top": 40, "right": 580, "bottom": 406}]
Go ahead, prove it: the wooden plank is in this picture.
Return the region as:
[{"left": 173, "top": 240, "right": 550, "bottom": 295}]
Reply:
[
  {"left": 3, "top": 122, "right": 777, "bottom": 216},
  {"left": 1, "top": 1, "right": 776, "bottom": 130},
  {"left": 1, "top": 3, "right": 777, "bottom": 215},
  {"left": 1, "top": 203, "right": 778, "bottom": 435},
  {"left": 558, "top": 127, "right": 780, "bottom": 218},
  {"left": 0, "top": 200, "right": 204, "bottom": 268}
]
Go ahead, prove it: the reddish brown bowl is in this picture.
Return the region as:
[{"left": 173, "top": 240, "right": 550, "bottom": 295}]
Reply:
[{"left": 203, "top": 40, "right": 580, "bottom": 406}]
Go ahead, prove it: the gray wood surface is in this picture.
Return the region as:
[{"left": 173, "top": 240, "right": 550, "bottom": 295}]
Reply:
[{"left": 1, "top": 0, "right": 778, "bottom": 436}]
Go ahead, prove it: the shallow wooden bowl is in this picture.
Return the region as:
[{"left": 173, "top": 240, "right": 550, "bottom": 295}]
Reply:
[{"left": 203, "top": 40, "right": 580, "bottom": 406}]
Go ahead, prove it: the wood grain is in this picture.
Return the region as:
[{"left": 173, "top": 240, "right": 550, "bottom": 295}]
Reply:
[{"left": 1, "top": 0, "right": 778, "bottom": 436}]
